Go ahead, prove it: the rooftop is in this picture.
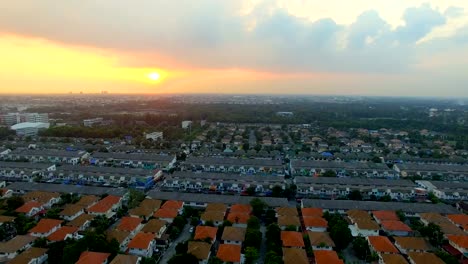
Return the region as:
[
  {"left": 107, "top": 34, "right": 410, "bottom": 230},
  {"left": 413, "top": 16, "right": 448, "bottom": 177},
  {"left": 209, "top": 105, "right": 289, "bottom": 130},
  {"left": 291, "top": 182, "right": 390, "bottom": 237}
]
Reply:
[
  {"left": 393, "top": 237, "right": 431, "bottom": 251},
  {"left": 314, "top": 250, "right": 344, "bottom": 264},
  {"left": 381, "top": 220, "right": 412, "bottom": 232},
  {"left": 128, "top": 232, "right": 155, "bottom": 249},
  {"left": 29, "top": 218, "right": 62, "bottom": 234},
  {"left": 187, "top": 241, "right": 211, "bottom": 260},
  {"left": 222, "top": 226, "right": 246, "bottom": 242},
  {"left": 9, "top": 247, "right": 48, "bottom": 264},
  {"left": 47, "top": 226, "right": 78, "bottom": 241},
  {"left": 7, "top": 182, "right": 127, "bottom": 196},
  {"left": 281, "top": 231, "right": 305, "bottom": 247},
  {"left": 368, "top": 236, "right": 399, "bottom": 253},
  {"left": 194, "top": 226, "right": 218, "bottom": 242},
  {"left": 0, "top": 235, "right": 36, "bottom": 253},
  {"left": 76, "top": 251, "right": 111, "bottom": 264},
  {"left": 282, "top": 247, "right": 308, "bottom": 264},
  {"left": 217, "top": 244, "right": 241, "bottom": 263},
  {"left": 307, "top": 231, "right": 335, "bottom": 247},
  {"left": 381, "top": 254, "right": 409, "bottom": 264},
  {"left": 407, "top": 252, "right": 444, "bottom": 264}
]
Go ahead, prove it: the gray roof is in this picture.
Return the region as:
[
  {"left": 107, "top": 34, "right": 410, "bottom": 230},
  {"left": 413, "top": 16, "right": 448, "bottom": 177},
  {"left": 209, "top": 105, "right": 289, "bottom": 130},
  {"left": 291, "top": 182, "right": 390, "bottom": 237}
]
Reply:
[
  {"left": 92, "top": 152, "right": 175, "bottom": 162},
  {"left": 185, "top": 157, "right": 283, "bottom": 167},
  {"left": 430, "top": 181, "right": 468, "bottom": 190},
  {"left": 301, "top": 199, "right": 458, "bottom": 214},
  {"left": 396, "top": 163, "right": 468, "bottom": 173},
  {"left": 0, "top": 161, "right": 55, "bottom": 169},
  {"left": 57, "top": 165, "right": 154, "bottom": 176},
  {"left": 10, "top": 149, "right": 87, "bottom": 158},
  {"left": 147, "top": 191, "right": 288, "bottom": 207},
  {"left": 295, "top": 177, "right": 416, "bottom": 187},
  {"left": 292, "top": 160, "right": 391, "bottom": 170},
  {"left": 7, "top": 182, "right": 127, "bottom": 196},
  {"left": 169, "top": 172, "right": 284, "bottom": 183}
]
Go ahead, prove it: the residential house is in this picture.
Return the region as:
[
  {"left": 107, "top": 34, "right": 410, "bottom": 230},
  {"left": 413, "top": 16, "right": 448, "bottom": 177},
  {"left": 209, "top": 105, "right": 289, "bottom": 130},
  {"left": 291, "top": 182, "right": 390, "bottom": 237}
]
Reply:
[
  {"left": 22, "top": 191, "right": 61, "bottom": 209},
  {"left": 47, "top": 226, "right": 79, "bottom": 242},
  {"left": 90, "top": 152, "right": 176, "bottom": 170},
  {"left": 282, "top": 247, "right": 308, "bottom": 264},
  {"left": 194, "top": 226, "right": 217, "bottom": 244},
  {"left": 276, "top": 207, "right": 298, "bottom": 217},
  {"left": 205, "top": 203, "right": 228, "bottom": 212},
  {"left": 187, "top": 241, "right": 211, "bottom": 264},
  {"left": 127, "top": 232, "right": 156, "bottom": 258},
  {"left": 29, "top": 219, "right": 62, "bottom": 238},
  {"left": 407, "top": 252, "right": 444, "bottom": 264},
  {"left": 347, "top": 210, "right": 379, "bottom": 237},
  {"left": 141, "top": 219, "right": 167, "bottom": 239},
  {"left": 278, "top": 215, "right": 301, "bottom": 231},
  {"left": 15, "top": 201, "right": 43, "bottom": 217},
  {"left": 88, "top": 195, "right": 122, "bottom": 218},
  {"left": 314, "top": 250, "right": 344, "bottom": 264},
  {"left": 7, "top": 149, "right": 88, "bottom": 165},
  {"left": 107, "top": 230, "right": 131, "bottom": 252},
  {"left": 153, "top": 208, "right": 178, "bottom": 223},
  {"left": 446, "top": 235, "right": 468, "bottom": 257},
  {"left": 160, "top": 200, "right": 184, "bottom": 215},
  {"left": 109, "top": 254, "right": 140, "bottom": 264},
  {"left": 221, "top": 227, "right": 246, "bottom": 245},
  {"left": 59, "top": 204, "right": 84, "bottom": 221},
  {"left": 200, "top": 211, "right": 224, "bottom": 226},
  {"left": 380, "top": 254, "right": 409, "bottom": 264},
  {"left": 372, "top": 210, "right": 400, "bottom": 224},
  {"left": 0, "top": 216, "right": 15, "bottom": 226},
  {"left": 303, "top": 217, "right": 328, "bottom": 232},
  {"left": 117, "top": 217, "right": 143, "bottom": 237},
  {"left": 76, "top": 251, "right": 110, "bottom": 264},
  {"left": 76, "top": 195, "right": 100, "bottom": 208},
  {"left": 281, "top": 231, "right": 305, "bottom": 248},
  {"left": 393, "top": 237, "right": 431, "bottom": 254},
  {"left": 227, "top": 212, "right": 250, "bottom": 228},
  {"left": 129, "top": 199, "right": 161, "bottom": 220},
  {"left": 66, "top": 214, "right": 94, "bottom": 231},
  {"left": 447, "top": 214, "right": 468, "bottom": 229},
  {"left": 308, "top": 231, "right": 335, "bottom": 250},
  {"left": 0, "top": 235, "right": 36, "bottom": 260},
  {"left": 217, "top": 244, "right": 242, "bottom": 264},
  {"left": 380, "top": 220, "right": 412, "bottom": 236},
  {"left": 302, "top": 207, "right": 323, "bottom": 217},
  {"left": 367, "top": 236, "right": 399, "bottom": 257},
  {"left": 9, "top": 247, "right": 48, "bottom": 264}
]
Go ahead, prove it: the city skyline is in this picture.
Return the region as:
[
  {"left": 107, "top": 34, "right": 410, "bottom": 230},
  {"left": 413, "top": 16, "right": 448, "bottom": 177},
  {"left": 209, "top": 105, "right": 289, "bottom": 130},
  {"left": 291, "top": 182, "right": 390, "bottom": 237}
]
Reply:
[{"left": 1, "top": 1, "right": 468, "bottom": 96}]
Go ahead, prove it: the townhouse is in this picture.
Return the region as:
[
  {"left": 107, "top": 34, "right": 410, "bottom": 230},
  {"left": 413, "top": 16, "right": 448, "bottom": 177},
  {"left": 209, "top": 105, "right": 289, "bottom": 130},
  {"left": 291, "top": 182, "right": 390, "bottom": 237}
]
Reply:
[
  {"left": 447, "top": 235, "right": 468, "bottom": 257},
  {"left": 291, "top": 159, "right": 397, "bottom": 178},
  {"left": 416, "top": 180, "right": 468, "bottom": 201},
  {"left": 181, "top": 156, "right": 285, "bottom": 175},
  {"left": 393, "top": 237, "right": 431, "bottom": 255},
  {"left": 90, "top": 152, "right": 176, "bottom": 170},
  {"left": 66, "top": 214, "right": 95, "bottom": 231},
  {"left": 4, "top": 149, "right": 88, "bottom": 165},
  {"left": 394, "top": 163, "right": 468, "bottom": 181},
  {"left": 0, "top": 162, "right": 56, "bottom": 181}
]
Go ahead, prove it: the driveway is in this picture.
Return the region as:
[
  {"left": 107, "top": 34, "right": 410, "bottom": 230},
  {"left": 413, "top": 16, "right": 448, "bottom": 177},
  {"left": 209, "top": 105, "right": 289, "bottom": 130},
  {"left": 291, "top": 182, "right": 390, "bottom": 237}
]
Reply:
[{"left": 158, "top": 224, "right": 191, "bottom": 263}]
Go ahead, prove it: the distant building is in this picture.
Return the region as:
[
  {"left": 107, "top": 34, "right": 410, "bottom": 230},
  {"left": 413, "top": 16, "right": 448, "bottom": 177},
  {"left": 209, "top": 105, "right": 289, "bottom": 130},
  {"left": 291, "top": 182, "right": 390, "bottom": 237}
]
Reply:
[
  {"left": 1, "top": 113, "right": 48, "bottom": 126},
  {"left": 83, "top": 118, "right": 103, "bottom": 127},
  {"left": 145, "top": 132, "right": 163, "bottom": 141},
  {"left": 200, "top": 119, "right": 207, "bottom": 127},
  {"left": 10, "top": 122, "right": 50, "bottom": 136},
  {"left": 276, "top": 112, "right": 294, "bottom": 117},
  {"left": 181, "top": 120, "right": 192, "bottom": 129}
]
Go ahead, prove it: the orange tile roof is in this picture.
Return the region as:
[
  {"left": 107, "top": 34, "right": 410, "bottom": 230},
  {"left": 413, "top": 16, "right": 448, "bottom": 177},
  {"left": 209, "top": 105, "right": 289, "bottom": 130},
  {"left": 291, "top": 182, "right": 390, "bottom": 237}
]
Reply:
[
  {"left": 393, "top": 237, "right": 431, "bottom": 251},
  {"left": 407, "top": 252, "right": 445, "bottom": 264},
  {"left": 281, "top": 231, "right": 305, "bottom": 248},
  {"left": 419, "top": 213, "right": 450, "bottom": 224},
  {"left": 76, "top": 195, "right": 99, "bottom": 208},
  {"left": 447, "top": 214, "right": 468, "bottom": 226},
  {"left": 29, "top": 219, "right": 62, "bottom": 234},
  {"left": 194, "top": 226, "right": 218, "bottom": 242},
  {"left": 128, "top": 232, "right": 155, "bottom": 249},
  {"left": 368, "top": 236, "right": 399, "bottom": 253},
  {"left": 381, "top": 220, "right": 412, "bottom": 232},
  {"left": 0, "top": 215, "right": 16, "bottom": 223},
  {"left": 381, "top": 254, "right": 409, "bottom": 264},
  {"left": 230, "top": 204, "right": 252, "bottom": 213},
  {"left": 303, "top": 217, "right": 328, "bottom": 228},
  {"left": 153, "top": 208, "right": 178, "bottom": 219},
  {"left": 117, "top": 217, "right": 142, "bottom": 232},
  {"left": 88, "top": 195, "right": 121, "bottom": 213},
  {"left": 276, "top": 207, "right": 298, "bottom": 216},
  {"left": 217, "top": 244, "right": 241, "bottom": 263},
  {"left": 307, "top": 231, "right": 335, "bottom": 247},
  {"left": 347, "top": 209, "right": 372, "bottom": 220},
  {"left": 161, "top": 200, "right": 183, "bottom": 210},
  {"left": 282, "top": 247, "right": 308, "bottom": 264},
  {"left": 302, "top": 208, "right": 323, "bottom": 217},
  {"left": 278, "top": 215, "right": 301, "bottom": 227},
  {"left": 447, "top": 235, "right": 468, "bottom": 249},
  {"left": 76, "top": 251, "right": 110, "bottom": 264},
  {"left": 227, "top": 212, "right": 250, "bottom": 224},
  {"left": 15, "top": 201, "right": 42, "bottom": 214},
  {"left": 314, "top": 250, "right": 344, "bottom": 264},
  {"left": 205, "top": 203, "right": 227, "bottom": 212},
  {"left": 66, "top": 213, "right": 94, "bottom": 228},
  {"left": 47, "top": 226, "right": 78, "bottom": 241},
  {"left": 187, "top": 241, "right": 211, "bottom": 260},
  {"left": 372, "top": 210, "right": 399, "bottom": 221}
]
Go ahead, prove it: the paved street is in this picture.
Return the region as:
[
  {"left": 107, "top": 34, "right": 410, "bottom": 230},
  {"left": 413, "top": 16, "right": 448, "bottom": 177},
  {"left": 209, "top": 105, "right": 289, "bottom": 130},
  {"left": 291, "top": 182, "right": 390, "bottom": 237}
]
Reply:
[
  {"left": 158, "top": 224, "right": 191, "bottom": 264},
  {"left": 258, "top": 225, "right": 267, "bottom": 264}
]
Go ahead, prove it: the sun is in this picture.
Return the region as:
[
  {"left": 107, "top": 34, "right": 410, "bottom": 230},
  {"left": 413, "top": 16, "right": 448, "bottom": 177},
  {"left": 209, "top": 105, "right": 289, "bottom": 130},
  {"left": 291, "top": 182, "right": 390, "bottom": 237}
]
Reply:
[{"left": 148, "top": 72, "right": 161, "bottom": 81}]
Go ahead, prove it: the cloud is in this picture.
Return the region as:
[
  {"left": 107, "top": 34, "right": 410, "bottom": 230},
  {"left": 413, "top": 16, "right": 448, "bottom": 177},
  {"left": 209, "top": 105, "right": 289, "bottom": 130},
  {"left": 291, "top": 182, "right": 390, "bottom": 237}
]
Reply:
[
  {"left": 0, "top": 0, "right": 462, "bottom": 75},
  {"left": 444, "top": 6, "right": 464, "bottom": 18}
]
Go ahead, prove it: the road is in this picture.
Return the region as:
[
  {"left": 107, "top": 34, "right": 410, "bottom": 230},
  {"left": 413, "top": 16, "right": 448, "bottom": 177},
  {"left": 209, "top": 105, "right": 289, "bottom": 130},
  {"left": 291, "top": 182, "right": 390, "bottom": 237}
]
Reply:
[
  {"left": 158, "top": 224, "right": 191, "bottom": 264},
  {"left": 258, "top": 225, "right": 267, "bottom": 264}
]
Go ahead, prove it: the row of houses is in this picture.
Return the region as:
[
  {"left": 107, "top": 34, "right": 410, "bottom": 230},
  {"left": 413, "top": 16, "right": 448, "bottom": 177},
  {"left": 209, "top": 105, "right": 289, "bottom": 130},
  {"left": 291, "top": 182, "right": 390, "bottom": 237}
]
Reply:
[{"left": 291, "top": 160, "right": 398, "bottom": 178}]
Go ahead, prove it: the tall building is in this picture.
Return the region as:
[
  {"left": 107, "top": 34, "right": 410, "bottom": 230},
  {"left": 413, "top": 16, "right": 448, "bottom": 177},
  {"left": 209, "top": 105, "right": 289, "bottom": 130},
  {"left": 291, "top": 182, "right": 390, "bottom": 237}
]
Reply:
[
  {"left": 1, "top": 113, "right": 20, "bottom": 126},
  {"left": 0, "top": 113, "right": 49, "bottom": 126}
]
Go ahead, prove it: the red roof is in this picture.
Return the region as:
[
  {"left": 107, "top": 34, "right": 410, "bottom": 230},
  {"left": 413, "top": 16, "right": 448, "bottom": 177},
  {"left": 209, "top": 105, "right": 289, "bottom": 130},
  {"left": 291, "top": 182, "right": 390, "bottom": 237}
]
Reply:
[
  {"left": 301, "top": 208, "right": 323, "bottom": 217},
  {"left": 368, "top": 236, "right": 399, "bottom": 253},
  {"left": 217, "top": 244, "right": 241, "bottom": 263},
  {"left": 227, "top": 212, "right": 250, "bottom": 224},
  {"left": 88, "top": 195, "right": 121, "bottom": 213},
  {"left": 117, "top": 217, "right": 142, "bottom": 232},
  {"left": 281, "top": 231, "right": 305, "bottom": 247},
  {"left": 128, "top": 232, "right": 155, "bottom": 250},
  {"left": 194, "top": 226, "right": 218, "bottom": 242},
  {"left": 447, "top": 214, "right": 468, "bottom": 226},
  {"left": 15, "top": 201, "right": 42, "bottom": 214},
  {"left": 161, "top": 200, "right": 183, "bottom": 210},
  {"left": 372, "top": 210, "right": 399, "bottom": 221},
  {"left": 29, "top": 219, "right": 62, "bottom": 234},
  {"left": 447, "top": 235, "right": 468, "bottom": 249},
  {"left": 314, "top": 250, "right": 344, "bottom": 264},
  {"left": 230, "top": 204, "right": 252, "bottom": 214},
  {"left": 303, "top": 217, "right": 328, "bottom": 228},
  {"left": 76, "top": 251, "right": 110, "bottom": 264},
  {"left": 153, "top": 208, "right": 178, "bottom": 219},
  {"left": 47, "top": 226, "right": 78, "bottom": 241},
  {"left": 381, "top": 220, "right": 412, "bottom": 232}
]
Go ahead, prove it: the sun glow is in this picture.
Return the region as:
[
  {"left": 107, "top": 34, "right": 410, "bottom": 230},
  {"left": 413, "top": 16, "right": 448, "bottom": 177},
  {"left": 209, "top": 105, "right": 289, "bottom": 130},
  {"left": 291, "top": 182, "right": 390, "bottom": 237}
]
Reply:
[{"left": 148, "top": 72, "right": 161, "bottom": 81}]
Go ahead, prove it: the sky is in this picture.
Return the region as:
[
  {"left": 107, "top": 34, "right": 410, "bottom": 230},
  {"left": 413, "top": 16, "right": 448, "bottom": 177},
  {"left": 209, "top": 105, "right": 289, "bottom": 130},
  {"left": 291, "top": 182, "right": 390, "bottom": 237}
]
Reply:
[{"left": 0, "top": 0, "right": 468, "bottom": 96}]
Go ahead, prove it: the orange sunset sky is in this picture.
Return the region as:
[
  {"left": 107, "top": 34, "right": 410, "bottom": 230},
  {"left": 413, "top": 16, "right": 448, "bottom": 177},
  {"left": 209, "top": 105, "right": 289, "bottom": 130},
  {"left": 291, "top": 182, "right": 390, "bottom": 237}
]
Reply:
[{"left": 1, "top": 1, "right": 468, "bottom": 96}]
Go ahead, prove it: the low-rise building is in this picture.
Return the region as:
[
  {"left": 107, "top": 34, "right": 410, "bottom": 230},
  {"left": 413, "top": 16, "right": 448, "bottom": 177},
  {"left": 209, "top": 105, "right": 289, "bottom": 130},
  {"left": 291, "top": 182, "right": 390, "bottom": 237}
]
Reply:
[
  {"left": 9, "top": 247, "right": 48, "bottom": 264},
  {"left": 88, "top": 195, "right": 122, "bottom": 218},
  {"left": 76, "top": 251, "right": 110, "bottom": 264},
  {"left": 127, "top": 232, "right": 156, "bottom": 258},
  {"left": 446, "top": 235, "right": 468, "bottom": 257},
  {"left": 281, "top": 231, "right": 305, "bottom": 248},
  {"left": 187, "top": 241, "right": 211, "bottom": 264},
  {"left": 221, "top": 227, "right": 246, "bottom": 245},
  {"left": 314, "top": 250, "right": 344, "bottom": 264},
  {"left": 140, "top": 219, "right": 167, "bottom": 239},
  {"left": 282, "top": 247, "right": 308, "bottom": 264},
  {"left": 217, "top": 244, "right": 242, "bottom": 264},
  {"left": 15, "top": 201, "right": 43, "bottom": 217},
  {"left": 66, "top": 214, "right": 94, "bottom": 231},
  {"left": 59, "top": 204, "right": 85, "bottom": 221},
  {"left": 308, "top": 231, "right": 335, "bottom": 250},
  {"left": 380, "top": 220, "right": 412, "bottom": 236},
  {"left": 0, "top": 235, "right": 36, "bottom": 260},
  {"left": 407, "top": 252, "right": 444, "bottom": 264},
  {"left": 393, "top": 237, "right": 431, "bottom": 254},
  {"left": 47, "top": 226, "right": 79, "bottom": 242},
  {"left": 29, "top": 219, "right": 62, "bottom": 238}
]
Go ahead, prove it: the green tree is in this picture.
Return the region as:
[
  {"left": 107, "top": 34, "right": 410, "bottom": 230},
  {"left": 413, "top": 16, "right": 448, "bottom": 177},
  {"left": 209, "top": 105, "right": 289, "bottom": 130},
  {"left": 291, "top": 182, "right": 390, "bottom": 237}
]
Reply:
[
  {"left": 32, "top": 237, "right": 48, "bottom": 248},
  {"left": 264, "top": 251, "right": 283, "bottom": 264},
  {"left": 322, "top": 170, "right": 337, "bottom": 177},
  {"left": 247, "top": 216, "right": 261, "bottom": 230},
  {"left": 324, "top": 213, "right": 352, "bottom": 250},
  {"left": 421, "top": 223, "right": 444, "bottom": 247},
  {"left": 271, "top": 185, "right": 283, "bottom": 197},
  {"left": 168, "top": 253, "right": 199, "bottom": 264},
  {"left": 246, "top": 186, "right": 256, "bottom": 196},
  {"left": 435, "top": 250, "right": 459, "bottom": 264},
  {"left": 128, "top": 189, "right": 146, "bottom": 209},
  {"left": 175, "top": 241, "right": 188, "bottom": 254},
  {"left": 396, "top": 210, "right": 406, "bottom": 221},
  {"left": 170, "top": 227, "right": 181, "bottom": 240},
  {"left": 173, "top": 216, "right": 187, "bottom": 229},
  {"left": 90, "top": 215, "right": 110, "bottom": 234},
  {"left": 244, "top": 229, "right": 262, "bottom": 249},
  {"left": 190, "top": 217, "right": 200, "bottom": 226},
  {"left": 428, "top": 192, "right": 440, "bottom": 204},
  {"left": 250, "top": 198, "right": 267, "bottom": 217},
  {"left": 6, "top": 196, "right": 24, "bottom": 211},
  {"left": 285, "top": 225, "right": 297, "bottom": 231},
  {"left": 208, "top": 257, "right": 224, "bottom": 264},
  {"left": 353, "top": 236, "right": 371, "bottom": 260},
  {"left": 245, "top": 247, "right": 259, "bottom": 264},
  {"left": 348, "top": 190, "right": 363, "bottom": 200}
]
